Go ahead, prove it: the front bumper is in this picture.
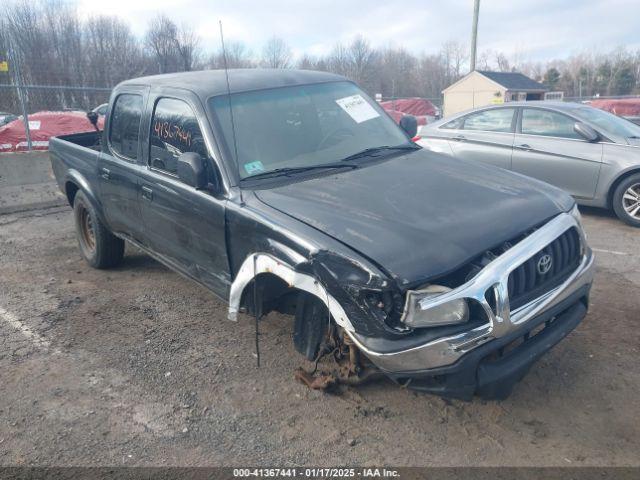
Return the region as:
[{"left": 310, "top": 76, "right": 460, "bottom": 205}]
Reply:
[
  {"left": 384, "top": 285, "right": 589, "bottom": 400},
  {"left": 347, "top": 215, "right": 595, "bottom": 399}
]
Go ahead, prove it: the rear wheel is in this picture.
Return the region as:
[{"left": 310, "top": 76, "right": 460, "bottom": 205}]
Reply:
[
  {"left": 73, "top": 191, "right": 124, "bottom": 268},
  {"left": 613, "top": 173, "right": 640, "bottom": 227}
]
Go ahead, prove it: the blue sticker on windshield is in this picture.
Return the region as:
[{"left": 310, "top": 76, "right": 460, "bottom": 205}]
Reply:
[{"left": 244, "top": 161, "right": 265, "bottom": 175}]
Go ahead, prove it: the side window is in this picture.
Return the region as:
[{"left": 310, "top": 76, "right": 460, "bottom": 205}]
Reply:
[
  {"left": 109, "top": 94, "right": 143, "bottom": 160},
  {"left": 463, "top": 108, "right": 516, "bottom": 132},
  {"left": 441, "top": 117, "right": 464, "bottom": 129},
  {"left": 521, "top": 109, "right": 581, "bottom": 139},
  {"left": 149, "top": 98, "right": 208, "bottom": 175}
]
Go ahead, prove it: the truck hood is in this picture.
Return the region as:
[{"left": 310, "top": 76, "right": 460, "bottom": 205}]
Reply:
[{"left": 254, "top": 150, "right": 573, "bottom": 287}]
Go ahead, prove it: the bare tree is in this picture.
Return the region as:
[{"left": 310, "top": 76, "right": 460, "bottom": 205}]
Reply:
[
  {"left": 378, "top": 47, "right": 419, "bottom": 98},
  {"left": 348, "top": 35, "right": 377, "bottom": 91},
  {"left": 261, "top": 36, "right": 292, "bottom": 69},
  {"left": 296, "top": 53, "right": 316, "bottom": 70},
  {"left": 495, "top": 52, "right": 511, "bottom": 72},
  {"left": 145, "top": 15, "right": 179, "bottom": 73},
  {"left": 417, "top": 53, "right": 448, "bottom": 98},
  {"left": 209, "top": 41, "right": 254, "bottom": 69},
  {"left": 176, "top": 24, "right": 201, "bottom": 72},
  {"left": 476, "top": 49, "right": 493, "bottom": 70},
  {"left": 144, "top": 15, "right": 201, "bottom": 73},
  {"left": 84, "top": 16, "right": 146, "bottom": 86},
  {"left": 441, "top": 40, "right": 469, "bottom": 81},
  {"left": 2, "top": 0, "right": 640, "bottom": 113},
  {"left": 326, "top": 42, "right": 350, "bottom": 76},
  {"left": 602, "top": 47, "right": 632, "bottom": 95}
]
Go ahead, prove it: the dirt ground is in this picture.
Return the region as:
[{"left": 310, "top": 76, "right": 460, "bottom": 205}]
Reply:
[{"left": 0, "top": 204, "right": 638, "bottom": 467}]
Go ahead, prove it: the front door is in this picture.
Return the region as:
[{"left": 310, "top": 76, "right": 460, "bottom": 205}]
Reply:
[
  {"left": 512, "top": 108, "right": 603, "bottom": 200},
  {"left": 447, "top": 107, "right": 517, "bottom": 170},
  {"left": 137, "top": 94, "right": 230, "bottom": 297}
]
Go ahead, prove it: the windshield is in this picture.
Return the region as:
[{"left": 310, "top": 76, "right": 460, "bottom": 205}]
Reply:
[
  {"left": 209, "top": 81, "right": 411, "bottom": 180},
  {"left": 572, "top": 106, "right": 640, "bottom": 140}
]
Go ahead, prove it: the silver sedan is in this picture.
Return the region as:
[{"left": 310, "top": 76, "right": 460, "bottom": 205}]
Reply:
[{"left": 419, "top": 102, "right": 640, "bottom": 226}]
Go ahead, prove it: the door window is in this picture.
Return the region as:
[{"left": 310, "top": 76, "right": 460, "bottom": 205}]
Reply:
[
  {"left": 521, "top": 109, "right": 581, "bottom": 139},
  {"left": 109, "top": 94, "right": 143, "bottom": 160},
  {"left": 441, "top": 117, "right": 464, "bottom": 129},
  {"left": 149, "top": 98, "right": 208, "bottom": 175},
  {"left": 462, "top": 108, "right": 515, "bottom": 132}
]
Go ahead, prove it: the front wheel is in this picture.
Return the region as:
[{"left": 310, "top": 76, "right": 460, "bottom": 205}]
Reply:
[
  {"left": 73, "top": 191, "right": 125, "bottom": 268},
  {"left": 612, "top": 173, "right": 640, "bottom": 227},
  {"left": 294, "top": 292, "right": 330, "bottom": 361}
]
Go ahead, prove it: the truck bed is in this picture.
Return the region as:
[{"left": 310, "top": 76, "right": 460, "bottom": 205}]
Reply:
[
  {"left": 49, "top": 131, "right": 103, "bottom": 203},
  {"left": 55, "top": 131, "right": 103, "bottom": 151}
]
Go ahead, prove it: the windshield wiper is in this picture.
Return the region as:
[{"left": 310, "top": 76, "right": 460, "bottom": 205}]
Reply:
[
  {"left": 340, "top": 144, "right": 420, "bottom": 162},
  {"left": 241, "top": 163, "right": 358, "bottom": 181}
]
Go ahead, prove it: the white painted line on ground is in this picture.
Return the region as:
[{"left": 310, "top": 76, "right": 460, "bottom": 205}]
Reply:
[
  {"left": 0, "top": 305, "right": 53, "bottom": 351},
  {"left": 592, "top": 248, "right": 629, "bottom": 256}
]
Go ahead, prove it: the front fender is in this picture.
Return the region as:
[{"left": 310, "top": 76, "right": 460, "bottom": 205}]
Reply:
[{"left": 227, "top": 252, "right": 356, "bottom": 332}]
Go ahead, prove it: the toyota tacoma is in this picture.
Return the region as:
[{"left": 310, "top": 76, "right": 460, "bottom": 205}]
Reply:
[{"left": 49, "top": 70, "right": 595, "bottom": 400}]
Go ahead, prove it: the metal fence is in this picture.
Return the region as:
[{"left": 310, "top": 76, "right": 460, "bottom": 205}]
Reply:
[
  {"left": 2, "top": 82, "right": 638, "bottom": 153},
  {"left": 565, "top": 94, "right": 640, "bottom": 103},
  {"left": 0, "top": 84, "right": 111, "bottom": 151}
]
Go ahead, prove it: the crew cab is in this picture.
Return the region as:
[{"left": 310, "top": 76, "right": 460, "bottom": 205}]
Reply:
[{"left": 50, "top": 70, "right": 594, "bottom": 400}]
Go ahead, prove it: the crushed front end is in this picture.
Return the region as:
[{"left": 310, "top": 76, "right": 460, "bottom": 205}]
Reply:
[{"left": 345, "top": 209, "right": 595, "bottom": 400}]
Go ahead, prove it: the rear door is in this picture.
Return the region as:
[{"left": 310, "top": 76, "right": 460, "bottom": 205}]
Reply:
[
  {"left": 512, "top": 107, "right": 603, "bottom": 199},
  {"left": 137, "top": 91, "right": 230, "bottom": 297},
  {"left": 445, "top": 107, "right": 517, "bottom": 170},
  {"left": 99, "top": 88, "right": 147, "bottom": 243}
]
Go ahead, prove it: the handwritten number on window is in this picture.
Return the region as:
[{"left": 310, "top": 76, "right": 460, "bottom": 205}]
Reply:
[{"left": 153, "top": 121, "right": 192, "bottom": 147}]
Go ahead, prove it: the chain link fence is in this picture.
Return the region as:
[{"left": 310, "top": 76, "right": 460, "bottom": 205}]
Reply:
[
  {"left": 0, "top": 84, "right": 111, "bottom": 152},
  {"left": 2, "top": 82, "right": 639, "bottom": 153},
  {"left": 565, "top": 94, "right": 640, "bottom": 103}
]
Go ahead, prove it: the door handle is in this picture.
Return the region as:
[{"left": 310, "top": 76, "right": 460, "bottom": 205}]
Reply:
[
  {"left": 515, "top": 144, "right": 532, "bottom": 151},
  {"left": 141, "top": 185, "right": 153, "bottom": 201},
  {"left": 452, "top": 135, "right": 466, "bottom": 142},
  {"left": 100, "top": 167, "right": 111, "bottom": 180}
]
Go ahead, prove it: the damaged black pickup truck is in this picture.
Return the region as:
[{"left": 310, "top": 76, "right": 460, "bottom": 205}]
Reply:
[{"left": 50, "top": 70, "right": 594, "bottom": 400}]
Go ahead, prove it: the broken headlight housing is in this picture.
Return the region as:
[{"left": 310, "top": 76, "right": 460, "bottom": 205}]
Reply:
[{"left": 401, "top": 284, "right": 469, "bottom": 328}]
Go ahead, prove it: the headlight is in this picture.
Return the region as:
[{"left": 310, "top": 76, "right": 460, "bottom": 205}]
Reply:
[{"left": 401, "top": 285, "right": 469, "bottom": 328}]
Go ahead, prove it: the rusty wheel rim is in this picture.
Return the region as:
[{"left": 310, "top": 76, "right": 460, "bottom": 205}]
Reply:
[{"left": 79, "top": 206, "right": 96, "bottom": 252}]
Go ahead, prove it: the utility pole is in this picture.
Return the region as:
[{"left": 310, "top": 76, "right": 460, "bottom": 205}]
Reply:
[{"left": 470, "top": 0, "right": 480, "bottom": 72}]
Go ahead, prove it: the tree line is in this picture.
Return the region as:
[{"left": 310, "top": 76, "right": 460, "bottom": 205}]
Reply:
[{"left": 1, "top": 0, "right": 639, "bottom": 113}]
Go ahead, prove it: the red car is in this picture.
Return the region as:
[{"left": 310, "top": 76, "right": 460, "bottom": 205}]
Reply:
[
  {"left": 0, "top": 111, "right": 104, "bottom": 152},
  {"left": 588, "top": 98, "right": 640, "bottom": 125}
]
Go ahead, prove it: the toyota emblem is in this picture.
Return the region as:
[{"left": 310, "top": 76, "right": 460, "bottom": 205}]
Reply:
[{"left": 537, "top": 254, "right": 553, "bottom": 275}]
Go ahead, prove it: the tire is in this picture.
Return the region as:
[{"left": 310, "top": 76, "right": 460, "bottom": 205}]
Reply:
[
  {"left": 73, "top": 190, "right": 125, "bottom": 268},
  {"left": 293, "top": 292, "right": 330, "bottom": 361},
  {"left": 612, "top": 173, "right": 640, "bottom": 227}
]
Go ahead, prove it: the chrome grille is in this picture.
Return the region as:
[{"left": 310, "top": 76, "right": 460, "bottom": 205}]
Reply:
[{"left": 508, "top": 227, "right": 582, "bottom": 310}]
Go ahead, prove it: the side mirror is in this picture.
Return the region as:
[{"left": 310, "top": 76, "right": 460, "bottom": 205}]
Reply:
[
  {"left": 177, "top": 152, "right": 207, "bottom": 189},
  {"left": 399, "top": 115, "right": 418, "bottom": 138},
  {"left": 574, "top": 122, "right": 599, "bottom": 142}
]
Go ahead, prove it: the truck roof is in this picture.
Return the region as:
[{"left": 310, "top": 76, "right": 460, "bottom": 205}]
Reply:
[{"left": 118, "top": 69, "right": 347, "bottom": 98}]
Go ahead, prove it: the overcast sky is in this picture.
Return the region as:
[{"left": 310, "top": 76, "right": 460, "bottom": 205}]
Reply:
[{"left": 76, "top": 0, "right": 639, "bottom": 62}]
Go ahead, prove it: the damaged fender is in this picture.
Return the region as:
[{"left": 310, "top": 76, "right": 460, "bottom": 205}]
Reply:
[{"left": 227, "top": 252, "right": 356, "bottom": 332}]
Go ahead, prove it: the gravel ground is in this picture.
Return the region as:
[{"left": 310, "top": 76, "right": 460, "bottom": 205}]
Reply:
[{"left": 0, "top": 204, "right": 638, "bottom": 467}]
